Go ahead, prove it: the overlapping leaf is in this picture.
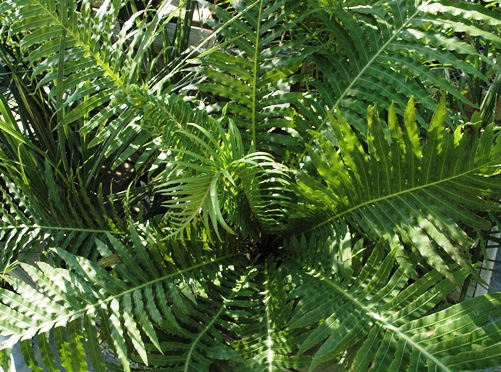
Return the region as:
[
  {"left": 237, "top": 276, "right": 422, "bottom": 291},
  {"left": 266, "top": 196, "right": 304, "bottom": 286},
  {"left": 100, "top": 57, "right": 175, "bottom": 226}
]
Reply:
[
  {"left": 117, "top": 87, "right": 294, "bottom": 239},
  {"left": 4, "top": 0, "right": 182, "bottom": 126},
  {"left": 0, "top": 0, "right": 500, "bottom": 370},
  {"left": 0, "top": 0, "right": 199, "bottom": 195}
]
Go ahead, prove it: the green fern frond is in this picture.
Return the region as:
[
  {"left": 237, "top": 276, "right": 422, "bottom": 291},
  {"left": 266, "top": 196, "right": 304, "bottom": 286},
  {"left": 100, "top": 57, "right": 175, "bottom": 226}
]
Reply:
[
  {"left": 0, "top": 171, "right": 120, "bottom": 274},
  {"left": 0, "top": 178, "right": 41, "bottom": 273},
  {"left": 0, "top": 228, "right": 245, "bottom": 371},
  {"left": 1, "top": 1, "right": 500, "bottom": 370},
  {"left": 282, "top": 234, "right": 501, "bottom": 370},
  {"left": 304, "top": 0, "right": 501, "bottom": 132},
  {"left": 8, "top": 0, "right": 121, "bottom": 126},
  {"left": 5, "top": 0, "right": 181, "bottom": 127},
  {"left": 295, "top": 96, "right": 501, "bottom": 280},
  {"left": 1, "top": 0, "right": 197, "bottom": 196},
  {"left": 2, "top": 226, "right": 499, "bottom": 371},
  {"left": 157, "top": 119, "right": 292, "bottom": 239},
  {"left": 193, "top": 0, "right": 309, "bottom": 156},
  {"left": 232, "top": 152, "right": 293, "bottom": 236}
]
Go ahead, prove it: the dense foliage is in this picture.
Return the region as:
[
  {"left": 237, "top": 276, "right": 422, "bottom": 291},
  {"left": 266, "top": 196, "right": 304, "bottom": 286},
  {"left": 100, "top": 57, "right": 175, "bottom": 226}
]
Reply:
[{"left": 0, "top": 0, "right": 500, "bottom": 370}]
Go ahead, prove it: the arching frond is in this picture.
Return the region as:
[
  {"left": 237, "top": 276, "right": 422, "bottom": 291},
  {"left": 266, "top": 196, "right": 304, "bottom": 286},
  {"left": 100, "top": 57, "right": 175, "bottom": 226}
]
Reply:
[
  {"left": 1, "top": 226, "right": 500, "bottom": 371},
  {"left": 295, "top": 96, "right": 501, "bottom": 280},
  {"left": 0, "top": 0, "right": 201, "bottom": 201},
  {"left": 0, "top": 227, "right": 247, "bottom": 371},
  {"left": 0, "top": 170, "right": 120, "bottom": 277},
  {"left": 280, "top": 233, "right": 501, "bottom": 371},
  {"left": 4, "top": 0, "right": 182, "bottom": 126},
  {"left": 303, "top": 0, "right": 501, "bottom": 132}
]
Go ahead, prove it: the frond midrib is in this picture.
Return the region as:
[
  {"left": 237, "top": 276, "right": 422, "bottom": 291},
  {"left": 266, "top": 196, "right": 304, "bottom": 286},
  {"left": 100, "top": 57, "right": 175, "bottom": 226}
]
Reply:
[
  {"left": 183, "top": 264, "right": 255, "bottom": 371},
  {"left": 251, "top": 0, "right": 265, "bottom": 152},
  {"left": 306, "top": 158, "right": 498, "bottom": 233},
  {"left": 264, "top": 260, "right": 274, "bottom": 371}
]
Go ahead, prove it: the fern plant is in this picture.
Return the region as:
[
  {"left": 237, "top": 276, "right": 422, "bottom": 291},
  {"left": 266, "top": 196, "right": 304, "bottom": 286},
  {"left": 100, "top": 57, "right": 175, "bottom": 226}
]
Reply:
[{"left": 1, "top": 0, "right": 500, "bottom": 370}]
